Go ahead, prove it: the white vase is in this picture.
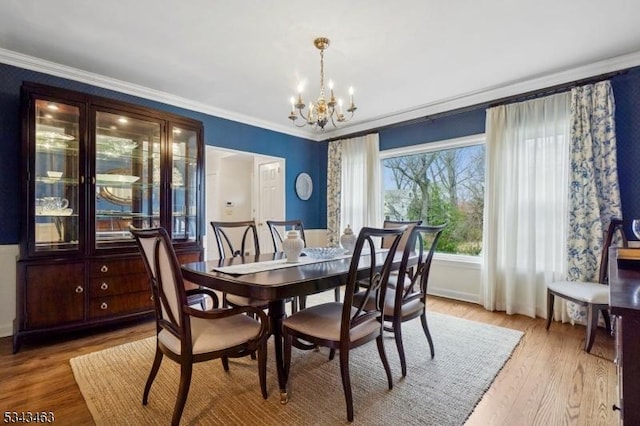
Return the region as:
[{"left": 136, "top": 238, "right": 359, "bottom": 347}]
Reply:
[
  {"left": 340, "top": 225, "right": 357, "bottom": 254},
  {"left": 283, "top": 230, "right": 304, "bottom": 263}
]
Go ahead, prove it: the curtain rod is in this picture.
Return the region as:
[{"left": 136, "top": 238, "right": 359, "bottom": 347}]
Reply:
[{"left": 326, "top": 68, "right": 629, "bottom": 142}]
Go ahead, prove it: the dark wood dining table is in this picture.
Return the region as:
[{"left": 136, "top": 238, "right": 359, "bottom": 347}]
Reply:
[{"left": 180, "top": 250, "right": 408, "bottom": 403}]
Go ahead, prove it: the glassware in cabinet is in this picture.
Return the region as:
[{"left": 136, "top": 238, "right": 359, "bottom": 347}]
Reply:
[
  {"left": 94, "top": 111, "right": 162, "bottom": 248},
  {"left": 170, "top": 124, "right": 199, "bottom": 243},
  {"left": 33, "top": 99, "right": 80, "bottom": 252}
]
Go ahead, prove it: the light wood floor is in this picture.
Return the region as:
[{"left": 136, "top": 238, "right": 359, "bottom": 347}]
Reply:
[{"left": 0, "top": 296, "right": 619, "bottom": 426}]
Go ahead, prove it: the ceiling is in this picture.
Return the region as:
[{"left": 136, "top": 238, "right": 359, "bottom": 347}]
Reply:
[{"left": 1, "top": 1, "right": 640, "bottom": 141}]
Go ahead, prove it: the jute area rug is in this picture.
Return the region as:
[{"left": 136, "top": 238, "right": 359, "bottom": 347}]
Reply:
[{"left": 71, "top": 312, "right": 523, "bottom": 425}]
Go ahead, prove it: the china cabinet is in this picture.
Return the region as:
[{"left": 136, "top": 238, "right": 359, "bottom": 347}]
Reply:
[{"left": 13, "top": 82, "right": 204, "bottom": 352}]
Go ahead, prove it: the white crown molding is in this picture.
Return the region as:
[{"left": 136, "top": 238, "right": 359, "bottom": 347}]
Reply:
[
  {"left": 324, "top": 50, "right": 640, "bottom": 141},
  {"left": 2, "top": 48, "right": 640, "bottom": 143},
  {"left": 0, "top": 48, "right": 316, "bottom": 141}
]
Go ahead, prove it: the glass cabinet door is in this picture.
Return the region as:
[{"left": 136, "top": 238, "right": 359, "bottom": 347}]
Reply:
[
  {"left": 170, "top": 125, "right": 199, "bottom": 243},
  {"left": 94, "top": 110, "right": 161, "bottom": 248},
  {"left": 33, "top": 100, "right": 80, "bottom": 252}
]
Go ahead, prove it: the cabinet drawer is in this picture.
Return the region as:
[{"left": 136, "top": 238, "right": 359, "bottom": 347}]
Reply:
[
  {"left": 88, "top": 291, "right": 153, "bottom": 319},
  {"left": 89, "top": 258, "right": 146, "bottom": 277},
  {"left": 89, "top": 273, "right": 149, "bottom": 297}
]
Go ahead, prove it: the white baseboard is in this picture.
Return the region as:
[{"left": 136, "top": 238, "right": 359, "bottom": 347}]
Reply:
[
  {"left": 0, "top": 322, "right": 13, "bottom": 338},
  {"left": 429, "top": 287, "right": 480, "bottom": 304}
]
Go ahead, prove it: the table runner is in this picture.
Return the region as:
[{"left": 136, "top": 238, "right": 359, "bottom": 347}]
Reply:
[
  {"left": 212, "top": 248, "right": 389, "bottom": 275},
  {"left": 212, "top": 253, "right": 352, "bottom": 275}
]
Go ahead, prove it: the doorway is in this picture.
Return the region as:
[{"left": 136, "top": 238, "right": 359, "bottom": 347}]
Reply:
[{"left": 205, "top": 146, "right": 285, "bottom": 260}]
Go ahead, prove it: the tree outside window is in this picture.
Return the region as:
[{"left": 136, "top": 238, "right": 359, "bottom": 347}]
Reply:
[{"left": 381, "top": 138, "right": 485, "bottom": 255}]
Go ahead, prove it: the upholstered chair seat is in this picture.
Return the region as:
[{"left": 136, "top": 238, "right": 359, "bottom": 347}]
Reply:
[
  {"left": 354, "top": 289, "right": 424, "bottom": 318},
  {"left": 282, "top": 302, "right": 381, "bottom": 342},
  {"left": 546, "top": 217, "right": 627, "bottom": 352},
  {"left": 158, "top": 314, "right": 263, "bottom": 355},
  {"left": 546, "top": 281, "right": 609, "bottom": 304}
]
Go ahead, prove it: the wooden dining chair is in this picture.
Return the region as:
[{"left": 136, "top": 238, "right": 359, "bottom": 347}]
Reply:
[
  {"left": 210, "top": 220, "right": 266, "bottom": 309},
  {"left": 381, "top": 220, "right": 423, "bottom": 284},
  {"left": 267, "top": 219, "right": 340, "bottom": 308},
  {"left": 266, "top": 219, "right": 307, "bottom": 252},
  {"left": 282, "top": 225, "right": 406, "bottom": 422},
  {"left": 546, "top": 217, "right": 627, "bottom": 352},
  {"left": 381, "top": 219, "right": 423, "bottom": 252},
  {"left": 131, "top": 227, "right": 269, "bottom": 426},
  {"left": 355, "top": 220, "right": 423, "bottom": 294},
  {"left": 210, "top": 220, "right": 297, "bottom": 313},
  {"left": 354, "top": 223, "right": 446, "bottom": 377}
]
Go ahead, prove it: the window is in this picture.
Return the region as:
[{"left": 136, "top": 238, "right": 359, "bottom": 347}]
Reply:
[{"left": 381, "top": 134, "right": 485, "bottom": 256}]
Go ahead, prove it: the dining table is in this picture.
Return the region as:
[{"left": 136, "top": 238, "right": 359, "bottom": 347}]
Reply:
[{"left": 180, "top": 249, "right": 409, "bottom": 403}]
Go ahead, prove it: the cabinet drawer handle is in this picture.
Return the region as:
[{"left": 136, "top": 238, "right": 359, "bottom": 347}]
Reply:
[
  {"left": 100, "top": 302, "right": 108, "bottom": 310},
  {"left": 100, "top": 282, "right": 109, "bottom": 291},
  {"left": 75, "top": 286, "right": 84, "bottom": 293},
  {"left": 100, "top": 265, "right": 109, "bottom": 273}
]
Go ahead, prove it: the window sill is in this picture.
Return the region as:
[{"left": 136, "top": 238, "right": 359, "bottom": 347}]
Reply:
[{"left": 433, "top": 253, "right": 481, "bottom": 269}]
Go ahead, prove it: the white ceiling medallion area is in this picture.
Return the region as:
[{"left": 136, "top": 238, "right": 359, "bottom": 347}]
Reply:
[{"left": 2, "top": 47, "right": 640, "bottom": 142}]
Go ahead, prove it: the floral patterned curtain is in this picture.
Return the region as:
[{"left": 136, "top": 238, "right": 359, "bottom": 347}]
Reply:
[
  {"left": 326, "top": 140, "right": 342, "bottom": 246},
  {"left": 565, "top": 80, "right": 621, "bottom": 322}
]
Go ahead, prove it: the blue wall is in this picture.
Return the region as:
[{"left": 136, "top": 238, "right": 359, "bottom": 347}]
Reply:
[
  {"left": 611, "top": 67, "right": 640, "bottom": 227},
  {"left": 379, "top": 109, "right": 486, "bottom": 150},
  {"left": 0, "top": 63, "right": 328, "bottom": 244}
]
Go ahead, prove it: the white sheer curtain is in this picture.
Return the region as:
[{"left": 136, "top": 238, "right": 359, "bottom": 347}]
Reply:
[
  {"left": 482, "top": 93, "right": 571, "bottom": 318},
  {"left": 340, "top": 133, "right": 383, "bottom": 234}
]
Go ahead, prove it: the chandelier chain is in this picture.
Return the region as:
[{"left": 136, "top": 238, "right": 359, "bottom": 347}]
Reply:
[{"left": 319, "top": 48, "right": 324, "bottom": 94}]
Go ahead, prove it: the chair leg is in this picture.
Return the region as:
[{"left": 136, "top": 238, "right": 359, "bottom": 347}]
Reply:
[
  {"left": 299, "top": 295, "right": 307, "bottom": 310},
  {"left": 393, "top": 319, "right": 407, "bottom": 377},
  {"left": 258, "top": 339, "right": 268, "bottom": 399},
  {"left": 283, "top": 333, "right": 292, "bottom": 382},
  {"left": 339, "top": 346, "right": 354, "bottom": 422},
  {"left": 143, "top": 347, "right": 163, "bottom": 405},
  {"left": 546, "top": 291, "right": 554, "bottom": 330},
  {"left": 171, "top": 362, "right": 193, "bottom": 426},
  {"left": 221, "top": 356, "right": 229, "bottom": 371},
  {"left": 376, "top": 334, "right": 393, "bottom": 390},
  {"left": 329, "top": 348, "right": 336, "bottom": 360},
  {"left": 585, "top": 304, "right": 598, "bottom": 353},
  {"left": 334, "top": 286, "right": 340, "bottom": 302},
  {"left": 602, "top": 309, "right": 612, "bottom": 335},
  {"left": 420, "top": 311, "right": 435, "bottom": 359}
]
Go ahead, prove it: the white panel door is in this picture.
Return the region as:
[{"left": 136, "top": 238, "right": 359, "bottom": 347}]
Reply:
[{"left": 256, "top": 160, "right": 284, "bottom": 251}]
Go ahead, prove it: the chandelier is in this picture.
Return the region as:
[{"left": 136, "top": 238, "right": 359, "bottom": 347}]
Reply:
[{"left": 288, "top": 37, "right": 357, "bottom": 130}]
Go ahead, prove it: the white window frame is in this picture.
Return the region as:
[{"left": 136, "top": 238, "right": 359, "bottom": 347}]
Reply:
[{"left": 380, "top": 133, "right": 485, "bottom": 264}]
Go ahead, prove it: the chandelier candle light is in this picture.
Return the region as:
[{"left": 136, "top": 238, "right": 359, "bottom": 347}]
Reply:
[{"left": 288, "top": 37, "right": 357, "bottom": 130}]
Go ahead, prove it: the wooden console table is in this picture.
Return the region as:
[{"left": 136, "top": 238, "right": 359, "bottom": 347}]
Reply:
[{"left": 608, "top": 247, "right": 640, "bottom": 425}]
